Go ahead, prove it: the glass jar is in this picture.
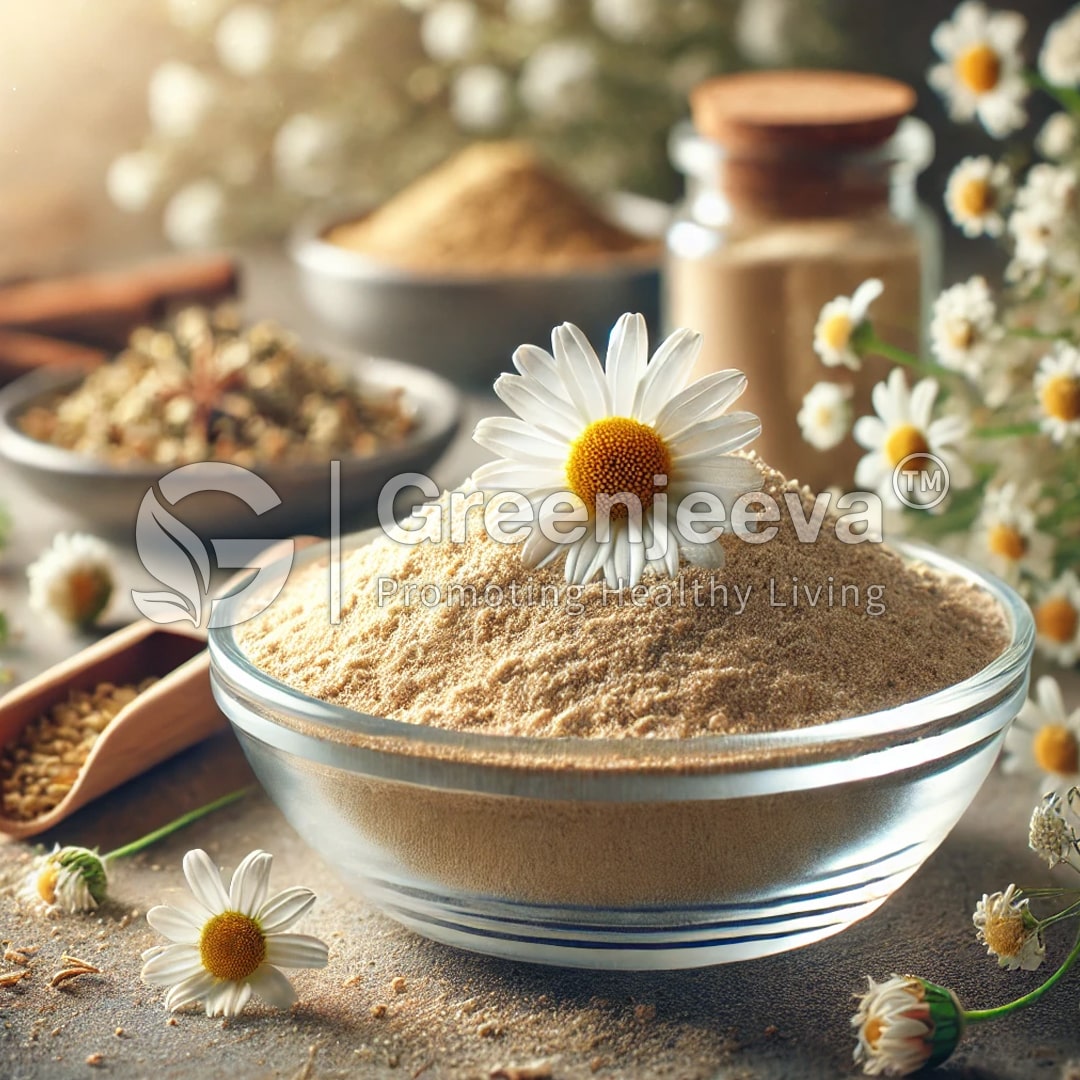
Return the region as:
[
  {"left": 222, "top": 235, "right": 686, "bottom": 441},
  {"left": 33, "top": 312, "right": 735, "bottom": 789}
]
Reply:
[{"left": 665, "top": 71, "right": 940, "bottom": 493}]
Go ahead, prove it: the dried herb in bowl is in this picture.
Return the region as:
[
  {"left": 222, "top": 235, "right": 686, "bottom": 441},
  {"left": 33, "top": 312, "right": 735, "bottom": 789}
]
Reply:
[{"left": 18, "top": 305, "right": 415, "bottom": 468}]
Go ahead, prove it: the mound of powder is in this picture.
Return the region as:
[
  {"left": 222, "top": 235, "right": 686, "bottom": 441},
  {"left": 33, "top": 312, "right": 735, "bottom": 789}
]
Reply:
[
  {"left": 239, "top": 461, "right": 1009, "bottom": 738},
  {"left": 325, "top": 142, "right": 654, "bottom": 274}
]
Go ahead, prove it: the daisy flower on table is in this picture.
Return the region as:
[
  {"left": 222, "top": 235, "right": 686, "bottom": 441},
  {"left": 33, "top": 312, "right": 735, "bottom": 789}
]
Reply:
[
  {"left": 141, "top": 848, "right": 328, "bottom": 1018},
  {"left": 26, "top": 532, "right": 115, "bottom": 631},
  {"left": 928, "top": 1, "right": 1028, "bottom": 138},
  {"left": 1004, "top": 675, "right": 1080, "bottom": 789},
  {"left": 973, "top": 884, "right": 1045, "bottom": 971},
  {"left": 928, "top": 275, "right": 1001, "bottom": 379},
  {"left": 943, "top": 156, "right": 1012, "bottom": 238},
  {"left": 852, "top": 368, "right": 972, "bottom": 509},
  {"left": 1032, "top": 571, "right": 1080, "bottom": 666},
  {"left": 1035, "top": 343, "right": 1080, "bottom": 445},
  {"left": 812, "top": 279, "right": 883, "bottom": 371},
  {"left": 851, "top": 974, "right": 964, "bottom": 1077},
  {"left": 1037, "top": 112, "right": 1079, "bottom": 162},
  {"left": 471, "top": 313, "right": 762, "bottom": 588},
  {"left": 970, "top": 480, "right": 1054, "bottom": 588},
  {"left": 1040, "top": 4, "right": 1080, "bottom": 88},
  {"left": 1008, "top": 164, "right": 1080, "bottom": 279},
  {"left": 796, "top": 381, "right": 852, "bottom": 451},
  {"left": 1029, "top": 790, "right": 1080, "bottom": 870}
]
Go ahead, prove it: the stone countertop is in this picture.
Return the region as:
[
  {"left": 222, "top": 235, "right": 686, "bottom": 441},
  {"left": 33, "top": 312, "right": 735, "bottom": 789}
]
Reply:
[{"left": 1, "top": 251, "right": 1078, "bottom": 1079}]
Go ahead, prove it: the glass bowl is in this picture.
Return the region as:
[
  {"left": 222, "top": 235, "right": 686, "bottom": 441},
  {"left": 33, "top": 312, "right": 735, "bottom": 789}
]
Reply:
[{"left": 208, "top": 535, "right": 1033, "bottom": 970}]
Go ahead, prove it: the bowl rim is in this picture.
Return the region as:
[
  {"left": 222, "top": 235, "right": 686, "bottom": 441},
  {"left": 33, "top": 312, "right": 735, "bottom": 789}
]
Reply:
[
  {"left": 0, "top": 356, "right": 463, "bottom": 482},
  {"left": 208, "top": 530, "right": 1035, "bottom": 769},
  {"left": 288, "top": 198, "right": 666, "bottom": 288}
]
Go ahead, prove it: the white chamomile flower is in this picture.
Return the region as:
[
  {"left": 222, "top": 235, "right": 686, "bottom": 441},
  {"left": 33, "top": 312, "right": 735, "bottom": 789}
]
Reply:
[
  {"left": 1041, "top": 4, "right": 1080, "bottom": 88},
  {"left": 1009, "top": 164, "right": 1080, "bottom": 279},
  {"left": 1033, "top": 572, "right": 1080, "bottom": 667},
  {"left": 972, "top": 481, "right": 1054, "bottom": 587},
  {"left": 472, "top": 314, "right": 762, "bottom": 589},
  {"left": 928, "top": 1, "right": 1028, "bottom": 138},
  {"left": 1005, "top": 675, "right": 1080, "bottom": 786},
  {"left": 812, "top": 279, "right": 883, "bottom": 371},
  {"left": 929, "top": 275, "right": 1001, "bottom": 377},
  {"left": 797, "top": 382, "right": 852, "bottom": 451},
  {"left": 450, "top": 65, "right": 512, "bottom": 132},
  {"left": 141, "top": 849, "right": 328, "bottom": 1018},
  {"left": 519, "top": 39, "right": 598, "bottom": 121},
  {"left": 1029, "top": 790, "right": 1079, "bottom": 869},
  {"left": 1038, "top": 112, "right": 1079, "bottom": 161},
  {"left": 147, "top": 61, "right": 215, "bottom": 138},
  {"left": 420, "top": 0, "right": 480, "bottom": 63},
  {"left": 851, "top": 974, "right": 964, "bottom": 1077},
  {"left": 27, "top": 533, "right": 115, "bottom": 630},
  {"left": 973, "top": 884, "right": 1045, "bottom": 971},
  {"left": 1035, "top": 343, "right": 1080, "bottom": 445},
  {"left": 23, "top": 846, "right": 109, "bottom": 914},
  {"left": 944, "top": 156, "right": 1012, "bottom": 238},
  {"left": 853, "top": 368, "right": 972, "bottom": 509},
  {"left": 214, "top": 3, "right": 277, "bottom": 76}
]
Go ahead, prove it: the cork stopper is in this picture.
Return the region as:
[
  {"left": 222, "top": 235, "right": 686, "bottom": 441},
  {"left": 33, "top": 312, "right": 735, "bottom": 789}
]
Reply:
[{"left": 690, "top": 70, "right": 917, "bottom": 153}]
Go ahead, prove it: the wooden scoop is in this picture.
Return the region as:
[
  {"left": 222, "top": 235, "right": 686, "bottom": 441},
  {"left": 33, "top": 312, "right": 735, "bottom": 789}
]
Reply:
[{"left": 0, "top": 536, "right": 314, "bottom": 839}]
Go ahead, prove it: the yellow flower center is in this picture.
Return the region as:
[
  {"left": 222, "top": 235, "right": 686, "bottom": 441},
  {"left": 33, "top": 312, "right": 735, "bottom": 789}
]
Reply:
[
  {"left": 1041, "top": 375, "right": 1080, "bottom": 422},
  {"left": 199, "top": 911, "right": 266, "bottom": 982},
  {"left": 987, "top": 523, "right": 1027, "bottom": 562},
  {"left": 864, "top": 1016, "right": 884, "bottom": 1048},
  {"left": 36, "top": 866, "right": 58, "bottom": 905},
  {"left": 1034, "top": 725, "right": 1080, "bottom": 775},
  {"left": 948, "top": 319, "right": 976, "bottom": 351},
  {"left": 67, "top": 570, "right": 108, "bottom": 623},
  {"left": 1036, "top": 596, "right": 1079, "bottom": 644},
  {"left": 955, "top": 42, "right": 1001, "bottom": 93},
  {"left": 884, "top": 424, "right": 932, "bottom": 470},
  {"left": 819, "top": 312, "right": 853, "bottom": 353},
  {"left": 954, "top": 177, "right": 991, "bottom": 219},
  {"left": 983, "top": 912, "right": 1029, "bottom": 958},
  {"left": 566, "top": 417, "right": 672, "bottom": 520}
]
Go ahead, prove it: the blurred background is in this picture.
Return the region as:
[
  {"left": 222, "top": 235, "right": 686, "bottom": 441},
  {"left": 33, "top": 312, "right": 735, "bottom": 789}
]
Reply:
[{"left": 0, "top": 0, "right": 1066, "bottom": 281}]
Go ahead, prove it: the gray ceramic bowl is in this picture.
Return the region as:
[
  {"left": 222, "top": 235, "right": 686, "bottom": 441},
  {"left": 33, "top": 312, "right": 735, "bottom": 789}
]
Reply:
[
  {"left": 289, "top": 194, "right": 667, "bottom": 387},
  {"left": 0, "top": 359, "right": 460, "bottom": 542}
]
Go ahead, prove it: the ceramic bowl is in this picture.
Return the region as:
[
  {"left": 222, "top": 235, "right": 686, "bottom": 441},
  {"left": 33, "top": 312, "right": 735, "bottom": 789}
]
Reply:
[
  {"left": 288, "top": 194, "right": 666, "bottom": 387},
  {"left": 208, "top": 534, "right": 1033, "bottom": 970},
  {"left": 0, "top": 359, "right": 460, "bottom": 541}
]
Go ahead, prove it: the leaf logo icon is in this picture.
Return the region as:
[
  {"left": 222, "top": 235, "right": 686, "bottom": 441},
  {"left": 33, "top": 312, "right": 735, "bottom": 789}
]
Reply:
[{"left": 132, "top": 488, "right": 212, "bottom": 626}]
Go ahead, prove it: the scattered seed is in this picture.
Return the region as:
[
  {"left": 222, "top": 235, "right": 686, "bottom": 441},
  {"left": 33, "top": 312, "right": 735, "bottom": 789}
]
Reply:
[
  {"left": 390, "top": 976, "right": 407, "bottom": 995},
  {"left": 370, "top": 1004, "right": 387, "bottom": 1019},
  {"left": 490, "top": 1059, "right": 556, "bottom": 1080},
  {"left": 86, "top": 1053, "right": 104, "bottom": 1067},
  {"left": 0, "top": 970, "right": 31, "bottom": 988}
]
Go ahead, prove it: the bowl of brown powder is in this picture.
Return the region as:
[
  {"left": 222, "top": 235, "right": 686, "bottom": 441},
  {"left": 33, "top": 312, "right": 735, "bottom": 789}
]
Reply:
[
  {"left": 208, "top": 460, "right": 1032, "bottom": 970},
  {"left": 290, "top": 143, "right": 662, "bottom": 386}
]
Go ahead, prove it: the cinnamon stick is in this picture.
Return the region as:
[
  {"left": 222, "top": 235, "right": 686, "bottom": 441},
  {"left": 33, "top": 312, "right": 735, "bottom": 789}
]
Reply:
[
  {"left": 0, "top": 330, "right": 106, "bottom": 386},
  {"left": 0, "top": 254, "right": 240, "bottom": 349}
]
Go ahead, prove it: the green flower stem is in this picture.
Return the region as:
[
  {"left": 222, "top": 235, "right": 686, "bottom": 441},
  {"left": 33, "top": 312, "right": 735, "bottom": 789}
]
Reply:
[
  {"left": 1027, "top": 72, "right": 1080, "bottom": 114},
  {"left": 102, "top": 788, "right": 251, "bottom": 863},
  {"left": 1006, "top": 326, "right": 1076, "bottom": 343},
  {"left": 862, "top": 334, "right": 957, "bottom": 382},
  {"left": 972, "top": 422, "right": 1043, "bottom": 439},
  {"left": 964, "top": 924, "right": 1080, "bottom": 1025}
]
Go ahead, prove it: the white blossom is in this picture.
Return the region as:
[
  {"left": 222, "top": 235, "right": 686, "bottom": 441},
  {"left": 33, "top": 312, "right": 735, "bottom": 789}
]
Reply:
[
  {"left": 214, "top": 3, "right": 277, "bottom": 76},
  {"left": 163, "top": 180, "right": 226, "bottom": 249},
  {"left": 148, "top": 61, "right": 215, "bottom": 138}
]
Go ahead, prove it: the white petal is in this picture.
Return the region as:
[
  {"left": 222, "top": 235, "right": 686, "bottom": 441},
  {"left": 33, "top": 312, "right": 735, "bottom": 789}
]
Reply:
[
  {"left": 229, "top": 850, "right": 272, "bottom": 917},
  {"left": 553, "top": 322, "right": 610, "bottom": 419},
  {"left": 654, "top": 370, "right": 748, "bottom": 439},
  {"left": 164, "top": 970, "right": 216, "bottom": 1011},
  {"left": 937, "top": 449, "right": 973, "bottom": 488},
  {"left": 141, "top": 943, "right": 204, "bottom": 986},
  {"left": 681, "top": 540, "right": 726, "bottom": 569},
  {"left": 258, "top": 887, "right": 317, "bottom": 934},
  {"left": 928, "top": 414, "right": 968, "bottom": 446},
  {"left": 627, "top": 527, "right": 646, "bottom": 588},
  {"left": 473, "top": 416, "right": 569, "bottom": 464},
  {"left": 854, "top": 451, "right": 887, "bottom": 488},
  {"left": 606, "top": 313, "right": 648, "bottom": 416},
  {"left": 1037, "top": 676, "right": 1067, "bottom": 721},
  {"left": 265, "top": 933, "right": 330, "bottom": 970},
  {"left": 494, "top": 374, "right": 583, "bottom": 442},
  {"left": 472, "top": 460, "right": 565, "bottom": 493},
  {"left": 886, "top": 367, "right": 911, "bottom": 418},
  {"left": 183, "top": 849, "right": 229, "bottom": 915},
  {"left": 248, "top": 964, "right": 299, "bottom": 1010},
  {"left": 909, "top": 378, "right": 939, "bottom": 429},
  {"left": 609, "top": 527, "right": 632, "bottom": 587},
  {"left": 521, "top": 527, "right": 564, "bottom": 570},
  {"left": 511, "top": 344, "right": 571, "bottom": 404},
  {"left": 870, "top": 379, "right": 900, "bottom": 427},
  {"left": 674, "top": 457, "right": 762, "bottom": 491},
  {"left": 223, "top": 980, "right": 252, "bottom": 1017},
  {"left": 632, "top": 328, "right": 702, "bottom": 422},
  {"left": 850, "top": 278, "right": 884, "bottom": 321},
  {"left": 668, "top": 412, "right": 761, "bottom": 459},
  {"left": 146, "top": 904, "right": 202, "bottom": 945},
  {"left": 853, "top": 415, "right": 887, "bottom": 451}
]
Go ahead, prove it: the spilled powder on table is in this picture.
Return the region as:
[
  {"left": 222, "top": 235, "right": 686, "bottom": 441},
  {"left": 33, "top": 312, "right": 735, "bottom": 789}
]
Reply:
[{"left": 239, "top": 460, "right": 1008, "bottom": 739}]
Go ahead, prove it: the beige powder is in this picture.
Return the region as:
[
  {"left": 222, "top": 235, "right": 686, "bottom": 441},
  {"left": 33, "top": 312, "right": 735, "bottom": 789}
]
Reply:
[{"left": 239, "top": 459, "right": 1007, "bottom": 739}]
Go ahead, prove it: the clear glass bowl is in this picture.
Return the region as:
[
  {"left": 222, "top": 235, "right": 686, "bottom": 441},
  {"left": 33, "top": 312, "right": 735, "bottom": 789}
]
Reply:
[{"left": 208, "top": 537, "right": 1033, "bottom": 970}]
